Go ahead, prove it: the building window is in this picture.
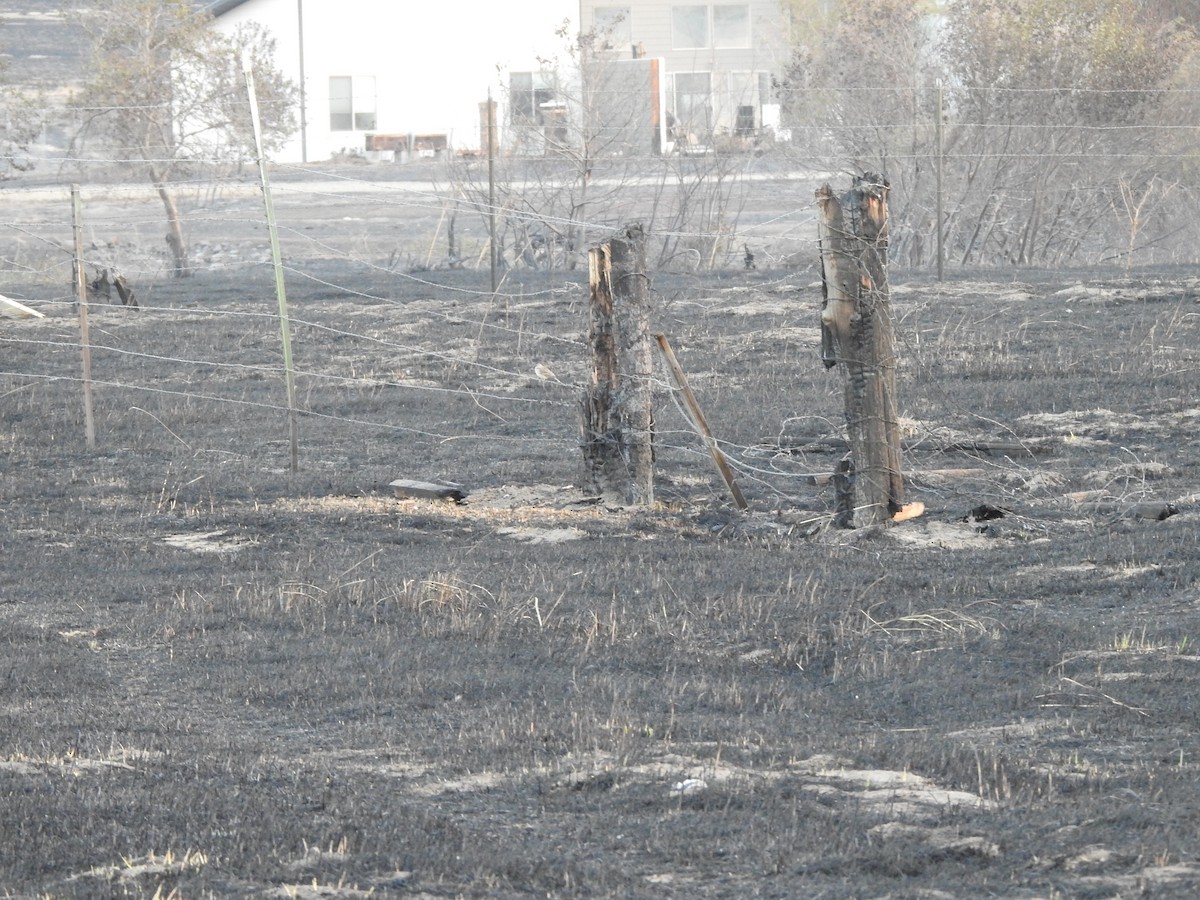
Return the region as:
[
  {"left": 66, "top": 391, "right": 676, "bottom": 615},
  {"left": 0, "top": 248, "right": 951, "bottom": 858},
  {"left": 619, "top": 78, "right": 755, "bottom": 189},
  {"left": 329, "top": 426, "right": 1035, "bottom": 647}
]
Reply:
[
  {"left": 672, "top": 71, "right": 712, "bottom": 137},
  {"left": 329, "top": 75, "right": 376, "bottom": 131},
  {"left": 727, "top": 71, "right": 756, "bottom": 105},
  {"left": 672, "top": 4, "right": 750, "bottom": 50},
  {"left": 713, "top": 5, "right": 750, "bottom": 48},
  {"left": 593, "top": 6, "right": 632, "bottom": 50},
  {"left": 726, "top": 71, "right": 756, "bottom": 121},
  {"left": 672, "top": 6, "right": 708, "bottom": 49},
  {"left": 510, "top": 71, "right": 558, "bottom": 125}
]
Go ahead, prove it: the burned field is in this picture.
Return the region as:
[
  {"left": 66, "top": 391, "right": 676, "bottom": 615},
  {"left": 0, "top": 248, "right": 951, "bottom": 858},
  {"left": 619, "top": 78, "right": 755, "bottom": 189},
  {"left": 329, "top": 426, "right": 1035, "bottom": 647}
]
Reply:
[{"left": 4, "top": 258, "right": 1200, "bottom": 897}]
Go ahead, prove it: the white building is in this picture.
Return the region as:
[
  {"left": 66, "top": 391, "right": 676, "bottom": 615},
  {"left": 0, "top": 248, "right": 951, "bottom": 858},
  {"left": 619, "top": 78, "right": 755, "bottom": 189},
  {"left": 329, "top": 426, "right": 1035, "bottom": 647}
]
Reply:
[
  {"left": 576, "top": 1, "right": 793, "bottom": 140},
  {"left": 208, "top": 1, "right": 793, "bottom": 163},
  {"left": 208, "top": 0, "right": 578, "bottom": 163}
]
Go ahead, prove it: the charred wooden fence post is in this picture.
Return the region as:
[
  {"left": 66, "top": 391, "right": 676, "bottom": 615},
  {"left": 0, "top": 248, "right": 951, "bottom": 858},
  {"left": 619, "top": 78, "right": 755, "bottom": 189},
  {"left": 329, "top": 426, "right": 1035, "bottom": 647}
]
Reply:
[
  {"left": 581, "top": 224, "right": 655, "bottom": 505},
  {"left": 817, "top": 174, "right": 906, "bottom": 527}
]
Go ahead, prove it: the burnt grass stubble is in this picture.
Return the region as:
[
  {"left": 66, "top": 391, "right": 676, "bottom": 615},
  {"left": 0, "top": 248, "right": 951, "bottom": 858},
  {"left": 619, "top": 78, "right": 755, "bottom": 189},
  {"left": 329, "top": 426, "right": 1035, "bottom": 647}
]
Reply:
[{"left": 3, "top": 260, "right": 1200, "bottom": 898}]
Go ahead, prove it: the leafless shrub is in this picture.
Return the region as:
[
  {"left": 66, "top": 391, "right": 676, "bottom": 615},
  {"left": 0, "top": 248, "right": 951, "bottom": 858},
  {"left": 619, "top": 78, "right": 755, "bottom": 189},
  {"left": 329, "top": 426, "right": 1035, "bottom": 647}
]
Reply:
[
  {"left": 778, "top": 0, "right": 1200, "bottom": 268},
  {"left": 444, "top": 23, "right": 754, "bottom": 273}
]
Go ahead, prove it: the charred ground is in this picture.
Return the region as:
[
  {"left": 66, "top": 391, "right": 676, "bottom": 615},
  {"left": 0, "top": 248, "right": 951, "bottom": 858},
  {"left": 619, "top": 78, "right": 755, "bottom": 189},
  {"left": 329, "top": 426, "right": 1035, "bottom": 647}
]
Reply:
[{"left": 4, "top": 235, "right": 1200, "bottom": 897}]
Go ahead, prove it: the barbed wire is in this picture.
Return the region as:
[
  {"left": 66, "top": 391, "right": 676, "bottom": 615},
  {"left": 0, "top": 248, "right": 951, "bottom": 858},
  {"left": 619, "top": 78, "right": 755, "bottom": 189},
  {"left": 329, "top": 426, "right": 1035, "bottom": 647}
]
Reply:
[
  {"left": 12, "top": 83, "right": 1200, "bottom": 117},
  {"left": 0, "top": 355, "right": 783, "bottom": 466},
  {"left": 4, "top": 102, "right": 1198, "bottom": 507}
]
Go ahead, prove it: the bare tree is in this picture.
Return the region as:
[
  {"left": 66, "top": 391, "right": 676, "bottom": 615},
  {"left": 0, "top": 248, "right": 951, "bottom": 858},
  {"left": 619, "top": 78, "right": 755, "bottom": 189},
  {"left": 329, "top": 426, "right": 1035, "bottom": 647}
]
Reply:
[
  {"left": 0, "top": 28, "right": 42, "bottom": 179},
  {"left": 445, "top": 19, "right": 755, "bottom": 274},
  {"left": 936, "top": 0, "right": 1195, "bottom": 267},
  {"left": 777, "top": 0, "right": 939, "bottom": 265},
  {"left": 780, "top": 0, "right": 1200, "bottom": 268},
  {"left": 71, "top": 0, "right": 296, "bottom": 276},
  {"left": 1142, "top": 0, "right": 1200, "bottom": 31}
]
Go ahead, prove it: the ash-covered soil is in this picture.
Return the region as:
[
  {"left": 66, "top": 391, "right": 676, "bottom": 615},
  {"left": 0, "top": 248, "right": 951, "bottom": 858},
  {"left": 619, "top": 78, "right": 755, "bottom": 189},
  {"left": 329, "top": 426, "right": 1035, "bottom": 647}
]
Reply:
[{"left": 4, "top": 250, "right": 1200, "bottom": 897}]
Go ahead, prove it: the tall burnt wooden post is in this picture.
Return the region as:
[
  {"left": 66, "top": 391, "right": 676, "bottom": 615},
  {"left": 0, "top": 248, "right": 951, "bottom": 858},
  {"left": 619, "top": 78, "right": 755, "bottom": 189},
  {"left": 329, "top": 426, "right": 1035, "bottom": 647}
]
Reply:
[
  {"left": 817, "top": 174, "right": 905, "bottom": 527},
  {"left": 581, "top": 224, "right": 655, "bottom": 505}
]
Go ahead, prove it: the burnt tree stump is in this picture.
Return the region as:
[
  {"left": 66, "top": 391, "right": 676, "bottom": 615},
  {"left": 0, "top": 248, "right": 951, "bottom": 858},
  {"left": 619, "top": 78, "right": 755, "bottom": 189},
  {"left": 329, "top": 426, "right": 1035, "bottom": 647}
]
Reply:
[
  {"left": 817, "top": 174, "right": 906, "bottom": 527},
  {"left": 581, "top": 224, "right": 654, "bottom": 505},
  {"left": 113, "top": 273, "right": 137, "bottom": 308}
]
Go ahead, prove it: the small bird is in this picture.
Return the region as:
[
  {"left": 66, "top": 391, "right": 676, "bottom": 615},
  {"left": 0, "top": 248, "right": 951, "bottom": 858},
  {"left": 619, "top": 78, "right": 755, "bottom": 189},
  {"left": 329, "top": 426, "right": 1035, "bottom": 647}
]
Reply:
[{"left": 534, "top": 363, "right": 556, "bottom": 381}]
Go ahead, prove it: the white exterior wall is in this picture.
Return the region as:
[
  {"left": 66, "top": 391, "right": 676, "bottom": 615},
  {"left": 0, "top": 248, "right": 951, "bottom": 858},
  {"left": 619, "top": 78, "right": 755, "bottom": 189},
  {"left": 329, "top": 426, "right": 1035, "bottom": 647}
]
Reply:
[{"left": 213, "top": 0, "right": 577, "bottom": 163}]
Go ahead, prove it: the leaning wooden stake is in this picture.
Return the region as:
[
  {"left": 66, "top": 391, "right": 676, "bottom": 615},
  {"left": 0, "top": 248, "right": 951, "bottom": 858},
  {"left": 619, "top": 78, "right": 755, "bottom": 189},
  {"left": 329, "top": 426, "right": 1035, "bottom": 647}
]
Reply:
[
  {"left": 817, "top": 174, "right": 918, "bottom": 527},
  {"left": 655, "top": 333, "right": 747, "bottom": 510},
  {"left": 71, "top": 185, "right": 96, "bottom": 450},
  {"left": 580, "top": 224, "right": 655, "bottom": 505}
]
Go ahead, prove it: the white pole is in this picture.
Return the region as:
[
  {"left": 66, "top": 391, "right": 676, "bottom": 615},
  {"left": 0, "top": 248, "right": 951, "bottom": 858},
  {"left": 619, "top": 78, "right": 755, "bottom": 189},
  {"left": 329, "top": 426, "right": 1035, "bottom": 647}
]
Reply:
[
  {"left": 245, "top": 66, "right": 299, "bottom": 473},
  {"left": 488, "top": 87, "right": 497, "bottom": 294}
]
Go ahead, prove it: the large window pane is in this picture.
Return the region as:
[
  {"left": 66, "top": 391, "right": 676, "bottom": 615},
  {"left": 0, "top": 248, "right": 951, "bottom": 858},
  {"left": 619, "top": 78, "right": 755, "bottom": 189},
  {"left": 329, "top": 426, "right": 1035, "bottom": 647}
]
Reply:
[
  {"left": 673, "top": 71, "right": 712, "bottom": 136},
  {"left": 713, "top": 5, "right": 750, "bottom": 48},
  {"left": 511, "top": 72, "right": 557, "bottom": 124},
  {"left": 329, "top": 76, "right": 353, "bottom": 131},
  {"left": 727, "top": 71, "right": 756, "bottom": 107},
  {"left": 672, "top": 6, "right": 708, "bottom": 49},
  {"left": 510, "top": 72, "right": 535, "bottom": 121},
  {"left": 726, "top": 70, "right": 756, "bottom": 132},
  {"left": 353, "top": 76, "right": 376, "bottom": 131}
]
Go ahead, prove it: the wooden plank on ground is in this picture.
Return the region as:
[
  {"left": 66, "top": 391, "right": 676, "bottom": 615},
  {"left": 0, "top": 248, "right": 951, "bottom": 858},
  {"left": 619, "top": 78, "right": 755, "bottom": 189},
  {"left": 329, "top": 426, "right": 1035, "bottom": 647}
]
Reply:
[
  {"left": 390, "top": 479, "right": 468, "bottom": 503},
  {"left": 1072, "top": 501, "right": 1180, "bottom": 521},
  {"left": 0, "top": 295, "right": 44, "bottom": 319}
]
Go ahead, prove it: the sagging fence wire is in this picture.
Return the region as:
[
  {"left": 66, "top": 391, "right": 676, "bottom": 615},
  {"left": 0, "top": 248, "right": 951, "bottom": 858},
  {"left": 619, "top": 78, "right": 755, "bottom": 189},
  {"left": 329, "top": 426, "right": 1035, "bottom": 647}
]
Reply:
[
  {"left": 1, "top": 310, "right": 835, "bottom": 496},
  {"left": 19, "top": 130, "right": 1188, "bottom": 283},
  {"left": 6, "top": 88, "right": 1199, "bottom": 504},
  {"left": 0, "top": 360, "right": 811, "bottom": 484}
]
